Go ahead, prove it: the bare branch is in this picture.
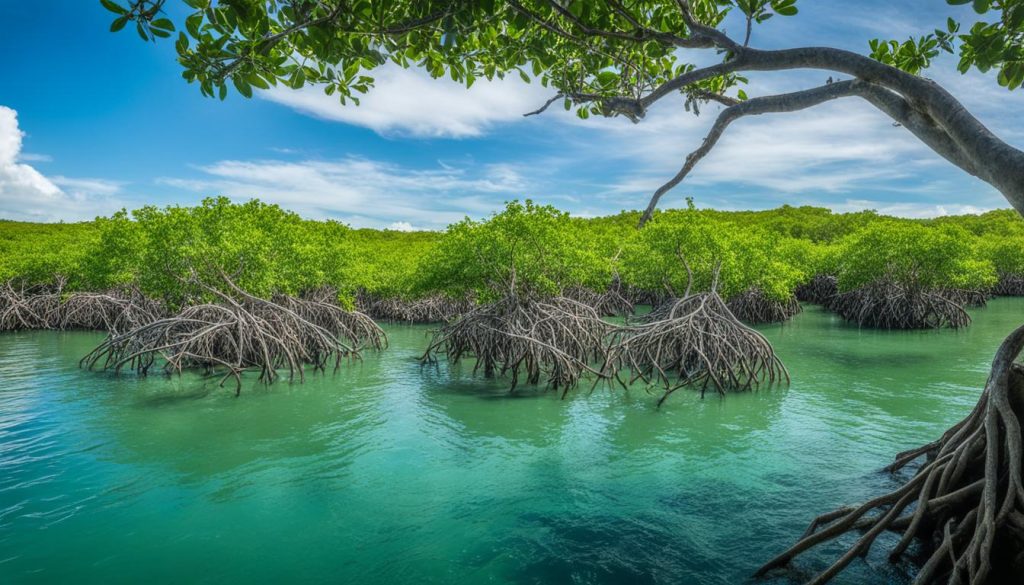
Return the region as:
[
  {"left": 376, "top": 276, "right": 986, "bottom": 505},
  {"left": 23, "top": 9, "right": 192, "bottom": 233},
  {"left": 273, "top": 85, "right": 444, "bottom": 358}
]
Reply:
[{"left": 639, "top": 80, "right": 867, "bottom": 227}]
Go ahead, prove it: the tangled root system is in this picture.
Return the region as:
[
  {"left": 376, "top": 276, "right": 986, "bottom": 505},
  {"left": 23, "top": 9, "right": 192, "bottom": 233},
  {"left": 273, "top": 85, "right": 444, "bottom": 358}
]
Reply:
[
  {"left": 795, "top": 275, "right": 839, "bottom": 305},
  {"left": 59, "top": 288, "right": 165, "bottom": 333},
  {"left": 0, "top": 281, "right": 61, "bottom": 330},
  {"left": 1, "top": 280, "right": 163, "bottom": 333},
  {"left": 757, "top": 325, "right": 1024, "bottom": 584},
  {"left": 939, "top": 288, "right": 990, "bottom": 309},
  {"left": 564, "top": 280, "right": 634, "bottom": 317},
  {"left": 81, "top": 276, "right": 383, "bottom": 393},
  {"left": 994, "top": 273, "right": 1024, "bottom": 296},
  {"left": 421, "top": 294, "right": 613, "bottom": 394},
  {"left": 726, "top": 287, "right": 802, "bottom": 324},
  {"left": 830, "top": 280, "right": 971, "bottom": 329},
  {"left": 605, "top": 292, "right": 788, "bottom": 403},
  {"left": 357, "top": 292, "right": 473, "bottom": 323},
  {"left": 274, "top": 288, "right": 386, "bottom": 350}
]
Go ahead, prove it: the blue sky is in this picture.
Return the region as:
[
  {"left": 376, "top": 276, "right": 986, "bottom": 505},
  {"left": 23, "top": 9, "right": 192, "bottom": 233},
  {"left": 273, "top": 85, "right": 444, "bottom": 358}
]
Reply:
[{"left": 0, "top": 0, "right": 1021, "bottom": 229}]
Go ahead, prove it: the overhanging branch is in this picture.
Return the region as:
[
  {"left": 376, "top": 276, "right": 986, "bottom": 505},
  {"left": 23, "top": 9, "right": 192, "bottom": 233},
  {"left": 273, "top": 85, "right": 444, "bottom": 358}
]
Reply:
[{"left": 636, "top": 76, "right": 1005, "bottom": 227}]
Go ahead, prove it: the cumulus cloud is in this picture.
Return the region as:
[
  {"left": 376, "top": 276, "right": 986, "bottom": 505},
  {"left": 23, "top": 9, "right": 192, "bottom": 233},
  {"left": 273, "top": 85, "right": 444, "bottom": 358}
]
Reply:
[
  {"left": 0, "top": 106, "right": 125, "bottom": 221},
  {"left": 260, "top": 65, "right": 551, "bottom": 138},
  {"left": 388, "top": 221, "right": 416, "bottom": 232},
  {"left": 159, "top": 156, "right": 533, "bottom": 229}
]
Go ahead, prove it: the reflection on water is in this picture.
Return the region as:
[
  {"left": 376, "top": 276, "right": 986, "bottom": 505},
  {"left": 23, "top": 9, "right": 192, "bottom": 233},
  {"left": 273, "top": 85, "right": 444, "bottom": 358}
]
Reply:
[{"left": 0, "top": 299, "right": 1022, "bottom": 584}]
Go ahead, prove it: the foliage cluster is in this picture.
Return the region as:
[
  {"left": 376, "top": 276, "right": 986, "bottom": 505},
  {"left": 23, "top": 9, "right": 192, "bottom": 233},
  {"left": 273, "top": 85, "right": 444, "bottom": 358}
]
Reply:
[{"left": 2, "top": 200, "right": 1023, "bottom": 319}]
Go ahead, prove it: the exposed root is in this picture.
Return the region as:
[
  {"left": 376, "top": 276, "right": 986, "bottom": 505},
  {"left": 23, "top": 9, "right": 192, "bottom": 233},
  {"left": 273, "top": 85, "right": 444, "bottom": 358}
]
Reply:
[
  {"left": 830, "top": 279, "right": 971, "bottom": 329},
  {"left": 421, "top": 294, "right": 613, "bottom": 393},
  {"left": 1, "top": 280, "right": 165, "bottom": 333},
  {"left": 994, "top": 273, "right": 1024, "bottom": 296},
  {"left": 939, "top": 288, "right": 990, "bottom": 309},
  {"left": 564, "top": 279, "right": 634, "bottom": 317},
  {"left": 81, "top": 277, "right": 382, "bottom": 393},
  {"left": 727, "top": 287, "right": 802, "bottom": 324},
  {"left": 795, "top": 275, "right": 839, "bottom": 305},
  {"left": 59, "top": 288, "right": 165, "bottom": 333},
  {"left": 0, "top": 281, "right": 61, "bottom": 330},
  {"left": 604, "top": 292, "right": 789, "bottom": 403},
  {"left": 357, "top": 291, "right": 473, "bottom": 323},
  {"left": 274, "top": 288, "right": 386, "bottom": 350},
  {"left": 755, "top": 324, "right": 1024, "bottom": 584}
]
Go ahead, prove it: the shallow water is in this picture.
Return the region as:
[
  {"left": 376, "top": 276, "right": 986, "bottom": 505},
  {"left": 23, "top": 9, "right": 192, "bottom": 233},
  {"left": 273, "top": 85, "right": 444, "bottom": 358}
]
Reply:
[{"left": 1, "top": 299, "right": 1022, "bottom": 584}]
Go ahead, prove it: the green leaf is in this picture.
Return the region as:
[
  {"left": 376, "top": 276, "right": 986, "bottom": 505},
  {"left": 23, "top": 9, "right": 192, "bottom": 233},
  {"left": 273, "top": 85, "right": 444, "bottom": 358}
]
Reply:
[
  {"left": 110, "top": 15, "right": 129, "bottom": 32},
  {"left": 100, "top": 0, "right": 127, "bottom": 15},
  {"left": 185, "top": 13, "right": 203, "bottom": 38},
  {"left": 151, "top": 18, "right": 175, "bottom": 32},
  {"left": 232, "top": 76, "right": 253, "bottom": 98}
]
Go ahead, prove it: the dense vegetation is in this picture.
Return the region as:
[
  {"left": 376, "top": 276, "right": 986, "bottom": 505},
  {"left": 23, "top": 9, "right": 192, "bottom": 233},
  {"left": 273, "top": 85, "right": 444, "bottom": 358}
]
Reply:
[{"left": 3, "top": 198, "right": 1022, "bottom": 327}]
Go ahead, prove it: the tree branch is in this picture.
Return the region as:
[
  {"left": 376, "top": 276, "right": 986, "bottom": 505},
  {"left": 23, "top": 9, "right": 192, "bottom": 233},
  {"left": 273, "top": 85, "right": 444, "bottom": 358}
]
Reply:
[{"left": 638, "top": 81, "right": 874, "bottom": 226}]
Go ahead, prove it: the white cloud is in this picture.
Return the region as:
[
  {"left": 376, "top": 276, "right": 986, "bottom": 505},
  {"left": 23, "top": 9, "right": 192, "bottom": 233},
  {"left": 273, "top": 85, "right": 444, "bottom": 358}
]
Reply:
[
  {"left": 832, "top": 199, "right": 995, "bottom": 218},
  {"left": 17, "top": 152, "right": 52, "bottom": 163},
  {"left": 159, "top": 156, "right": 533, "bottom": 229},
  {"left": 0, "top": 106, "right": 126, "bottom": 221},
  {"left": 51, "top": 176, "right": 124, "bottom": 197},
  {"left": 260, "top": 65, "right": 551, "bottom": 138},
  {"left": 388, "top": 221, "right": 416, "bottom": 231}
]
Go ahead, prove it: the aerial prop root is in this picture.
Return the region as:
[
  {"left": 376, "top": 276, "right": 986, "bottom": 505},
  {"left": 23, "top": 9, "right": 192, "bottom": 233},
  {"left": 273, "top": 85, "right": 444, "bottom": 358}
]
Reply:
[
  {"left": 604, "top": 291, "right": 789, "bottom": 403},
  {"left": 80, "top": 275, "right": 381, "bottom": 393},
  {"left": 421, "top": 294, "right": 614, "bottom": 393},
  {"left": 755, "top": 323, "right": 1024, "bottom": 584},
  {"left": 795, "top": 275, "right": 838, "bottom": 305},
  {"left": 994, "top": 273, "right": 1024, "bottom": 296},
  {"left": 726, "top": 287, "right": 801, "bottom": 324},
  {"left": 829, "top": 279, "right": 971, "bottom": 329},
  {"left": 356, "top": 291, "right": 473, "bottom": 323}
]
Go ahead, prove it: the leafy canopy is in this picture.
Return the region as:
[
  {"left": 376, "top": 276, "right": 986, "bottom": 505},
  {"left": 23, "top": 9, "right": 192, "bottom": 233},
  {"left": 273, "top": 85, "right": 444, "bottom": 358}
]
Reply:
[
  {"left": 420, "top": 199, "right": 600, "bottom": 301},
  {"left": 835, "top": 221, "right": 997, "bottom": 291},
  {"left": 100, "top": 0, "right": 1024, "bottom": 118},
  {"left": 91, "top": 197, "right": 352, "bottom": 305}
]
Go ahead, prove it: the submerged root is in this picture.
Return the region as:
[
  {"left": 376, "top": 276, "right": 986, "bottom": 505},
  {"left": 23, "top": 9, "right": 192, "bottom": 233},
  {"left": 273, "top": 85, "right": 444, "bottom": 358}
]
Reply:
[
  {"left": 795, "top": 275, "right": 839, "bottom": 305},
  {"left": 830, "top": 280, "right": 971, "bottom": 329},
  {"left": 727, "top": 287, "right": 802, "bottom": 324},
  {"left": 605, "top": 292, "right": 789, "bottom": 403},
  {"left": 755, "top": 324, "right": 1024, "bottom": 584},
  {"left": 81, "top": 277, "right": 382, "bottom": 393},
  {"left": 994, "top": 273, "right": 1024, "bottom": 296},
  {"left": 421, "top": 294, "right": 613, "bottom": 393}
]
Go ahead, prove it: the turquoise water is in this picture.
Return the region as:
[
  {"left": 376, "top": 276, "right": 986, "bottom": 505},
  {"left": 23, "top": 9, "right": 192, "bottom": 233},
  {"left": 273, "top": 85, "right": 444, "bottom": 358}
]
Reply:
[{"left": 1, "top": 300, "right": 1022, "bottom": 584}]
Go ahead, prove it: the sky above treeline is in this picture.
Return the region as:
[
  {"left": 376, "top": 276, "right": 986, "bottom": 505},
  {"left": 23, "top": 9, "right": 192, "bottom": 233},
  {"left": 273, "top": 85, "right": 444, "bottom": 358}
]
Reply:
[{"left": 0, "top": 0, "right": 1021, "bottom": 230}]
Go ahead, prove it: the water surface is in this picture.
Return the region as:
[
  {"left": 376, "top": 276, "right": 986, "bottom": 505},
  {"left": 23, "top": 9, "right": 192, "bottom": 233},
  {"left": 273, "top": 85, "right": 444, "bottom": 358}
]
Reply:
[{"left": 2, "top": 299, "right": 1022, "bottom": 584}]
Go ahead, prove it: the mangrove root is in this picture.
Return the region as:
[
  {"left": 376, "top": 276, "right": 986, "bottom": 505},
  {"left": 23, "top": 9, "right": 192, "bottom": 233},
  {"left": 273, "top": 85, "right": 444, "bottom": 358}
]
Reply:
[
  {"left": 421, "top": 294, "right": 613, "bottom": 393},
  {"left": 605, "top": 292, "right": 789, "bottom": 403},
  {"left": 755, "top": 324, "right": 1024, "bottom": 584},
  {"left": 564, "top": 280, "right": 634, "bottom": 317},
  {"left": 795, "top": 275, "right": 839, "bottom": 305},
  {"left": 727, "top": 287, "right": 802, "bottom": 324},
  {"left": 357, "top": 291, "right": 473, "bottom": 323},
  {"left": 81, "top": 279, "right": 382, "bottom": 393},
  {"left": 829, "top": 280, "right": 972, "bottom": 329},
  {"left": 994, "top": 273, "right": 1024, "bottom": 296}
]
